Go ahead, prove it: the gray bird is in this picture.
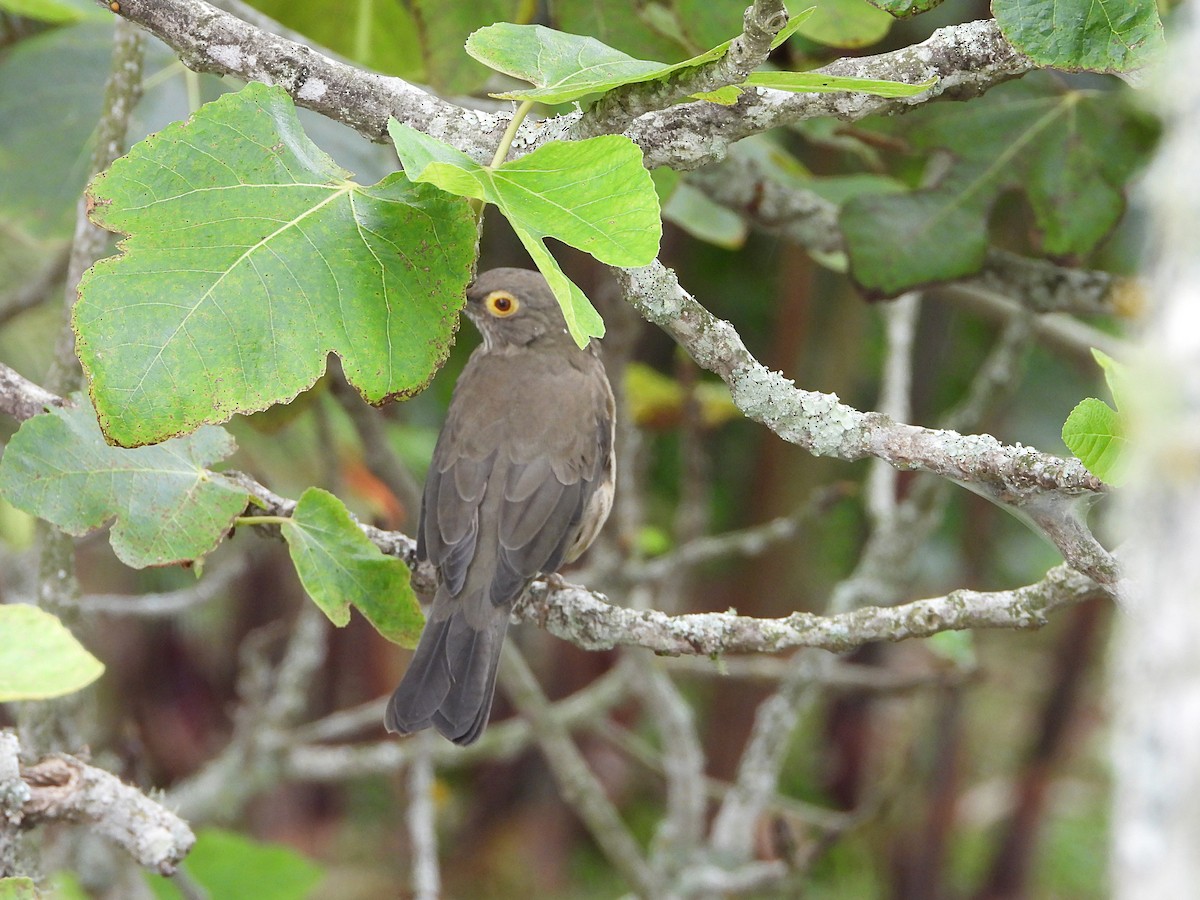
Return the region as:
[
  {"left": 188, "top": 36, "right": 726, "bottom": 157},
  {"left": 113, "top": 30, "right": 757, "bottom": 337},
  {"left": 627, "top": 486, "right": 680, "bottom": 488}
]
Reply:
[{"left": 385, "top": 268, "right": 615, "bottom": 745}]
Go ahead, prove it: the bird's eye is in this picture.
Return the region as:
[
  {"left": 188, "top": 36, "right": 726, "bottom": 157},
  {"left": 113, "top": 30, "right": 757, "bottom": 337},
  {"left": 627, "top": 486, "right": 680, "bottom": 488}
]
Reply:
[{"left": 485, "top": 291, "right": 519, "bottom": 317}]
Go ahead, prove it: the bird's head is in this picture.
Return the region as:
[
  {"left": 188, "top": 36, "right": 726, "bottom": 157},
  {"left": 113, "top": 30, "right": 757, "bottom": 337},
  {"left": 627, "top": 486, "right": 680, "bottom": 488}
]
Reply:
[{"left": 465, "top": 268, "right": 576, "bottom": 350}]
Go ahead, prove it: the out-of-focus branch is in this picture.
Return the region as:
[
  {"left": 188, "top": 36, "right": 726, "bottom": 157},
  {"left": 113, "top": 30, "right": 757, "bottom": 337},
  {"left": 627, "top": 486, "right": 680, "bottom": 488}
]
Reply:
[
  {"left": 629, "top": 483, "right": 852, "bottom": 583},
  {"left": 0, "top": 732, "right": 194, "bottom": 876},
  {"left": 0, "top": 246, "right": 69, "bottom": 327},
  {"left": 286, "top": 662, "right": 632, "bottom": 779},
  {"left": 0, "top": 363, "right": 62, "bottom": 421},
  {"left": 498, "top": 649, "right": 661, "bottom": 897},
  {"left": 406, "top": 735, "right": 440, "bottom": 900},
  {"left": 168, "top": 603, "right": 328, "bottom": 822}
]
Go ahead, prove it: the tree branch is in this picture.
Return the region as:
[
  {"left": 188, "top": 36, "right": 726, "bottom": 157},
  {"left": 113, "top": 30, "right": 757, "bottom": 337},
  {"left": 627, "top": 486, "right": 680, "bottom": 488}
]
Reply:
[
  {"left": 629, "top": 18, "right": 1034, "bottom": 170},
  {"left": 613, "top": 261, "right": 1117, "bottom": 584},
  {"left": 97, "top": 0, "right": 1031, "bottom": 174},
  {"left": 92, "top": 0, "right": 512, "bottom": 161},
  {"left": 0, "top": 732, "right": 194, "bottom": 876},
  {"left": 516, "top": 562, "right": 1107, "bottom": 655},
  {"left": 573, "top": 0, "right": 789, "bottom": 139}
]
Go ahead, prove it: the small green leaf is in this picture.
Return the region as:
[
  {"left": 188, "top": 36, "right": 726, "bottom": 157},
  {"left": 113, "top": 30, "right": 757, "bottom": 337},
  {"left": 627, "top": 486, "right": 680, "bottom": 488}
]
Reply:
[
  {"left": 0, "top": 0, "right": 83, "bottom": 23},
  {"left": 993, "top": 0, "right": 1164, "bottom": 75},
  {"left": 663, "top": 183, "right": 747, "bottom": 249},
  {"left": 798, "top": 0, "right": 894, "bottom": 48},
  {"left": 625, "top": 362, "right": 740, "bottom": 428},
  {"left": 745, "top": 71, "right": 936, "bottom": 98},
  {"left": 389, "top": 122, "right": 661, "bottom": 345},
  {"left": 466, "top": 12, "right": 814, "bottom": 105},
  {"left": 281, "top": 488, "right": 423, "bottom": 647},
  {"left": 146, "top": 829, "right": 322, "bottom": 900},
  {"left": 0, "top": 606, "right": 104, "bottom": 702},
  {"left": 0, "top": 878, "right": 38, "bottom": 900},
  {"left": 77, "top": 82, "right": 477, "bottom": 448},
  {"left": 466, "top": 22, "right": 727, "bottom": 104},
  {"left": 926, "top": 629, "right": 975, "bottom": 667},
  {"left": 0, "top": 398, "right": 247, "bottom": 567},
  {"left": 1062, "top": 397, "right": 1128, "bottom": 486},
  {"left": 1091, "top": 348, "right": 1131, "bottom": 412},
  {"left": 864, "top": 0, "right": 945, "bottom": 16}
]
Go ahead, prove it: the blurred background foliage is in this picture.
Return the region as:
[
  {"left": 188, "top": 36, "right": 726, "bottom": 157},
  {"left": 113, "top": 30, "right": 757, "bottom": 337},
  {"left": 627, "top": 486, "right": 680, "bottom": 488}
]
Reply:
[{"left": 0, "top": 0, "right": 1158, "bottom": 896}]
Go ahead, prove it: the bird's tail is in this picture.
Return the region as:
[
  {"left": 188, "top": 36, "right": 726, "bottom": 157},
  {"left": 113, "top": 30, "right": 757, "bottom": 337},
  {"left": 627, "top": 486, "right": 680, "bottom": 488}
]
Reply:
[{"left": 385, "top": 587, "right": 510, "bottom": 746}]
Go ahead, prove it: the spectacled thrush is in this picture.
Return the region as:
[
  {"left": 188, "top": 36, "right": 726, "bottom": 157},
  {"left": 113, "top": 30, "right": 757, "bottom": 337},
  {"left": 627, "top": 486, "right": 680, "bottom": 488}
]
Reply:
[{"left": 385, "top": 268, "right": 615, "bottom": 745}]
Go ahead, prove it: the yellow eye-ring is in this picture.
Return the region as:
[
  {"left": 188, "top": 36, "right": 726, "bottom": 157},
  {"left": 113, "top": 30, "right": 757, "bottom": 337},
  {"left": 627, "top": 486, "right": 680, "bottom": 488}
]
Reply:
[{"left": 484, "top": 290, "right": 519, "bottom": 317}]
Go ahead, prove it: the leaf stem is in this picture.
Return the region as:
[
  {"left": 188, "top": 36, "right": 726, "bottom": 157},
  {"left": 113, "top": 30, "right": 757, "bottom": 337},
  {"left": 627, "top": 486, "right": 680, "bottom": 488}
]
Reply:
[
  {"left": 470, "top": 100, "right": 536, "bottom": 218},
  {"left": 237, "top": 514, "right": 291, "bottom": 527},
  {"left": 490, "top": 100, "right": 536, "bottom": 169}
]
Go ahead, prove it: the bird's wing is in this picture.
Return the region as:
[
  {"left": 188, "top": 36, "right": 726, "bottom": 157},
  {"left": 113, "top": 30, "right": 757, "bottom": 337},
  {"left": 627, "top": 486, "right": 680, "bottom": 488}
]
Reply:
[{"left": 419, "top": 349, "right": 612, "bottom": 611}]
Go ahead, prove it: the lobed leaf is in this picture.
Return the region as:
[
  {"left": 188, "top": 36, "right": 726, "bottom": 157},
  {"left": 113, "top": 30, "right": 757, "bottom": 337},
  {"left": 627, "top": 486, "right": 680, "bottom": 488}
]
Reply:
[
  {"left": 389, "top": 121, "right": 661, "bottom": 345},
  {"left": 841, "top": 78, "right": 1157, "bottom": 296},
  {"left": 992, "top": 0, "right": 1164, "bottom": 75},
  {"left": 0, "top": 398, "right": 246, "bottom": 567},
  {"left": 281, "top": 488, "right": 423, "bottom": 647},
  {"left": 76, "top": 83, "right": 477, "bottom": 448},
  {"left": 0, "top": 606, "right": 104, "bottom": 702},
  {"left": 1062, "top": 397, "right": 1128, "bottom": 486}
]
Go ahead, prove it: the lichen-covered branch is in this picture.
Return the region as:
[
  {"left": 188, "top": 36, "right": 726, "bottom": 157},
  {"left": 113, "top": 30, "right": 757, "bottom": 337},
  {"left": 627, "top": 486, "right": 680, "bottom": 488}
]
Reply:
[
  {"left": 613, "top": 261, "right": 1118, "bottom": 584},
  {"left": 629, "top": 18, "right": 1034, "bottom": 170},
  {"left": 516, "top": 562, "right": 1107, "bottom": 655},
  {"left": 0, "top": 732, "right": 194, "bottom": 876},
  {"left": 91, "top": 0, "right": 511, "bottom": 160},
  {"left": 97, "top": 0, "right": 1031, "bottom": 174},
  {"left": 573, "top": 0, "right": 789, "bottom": 139}
]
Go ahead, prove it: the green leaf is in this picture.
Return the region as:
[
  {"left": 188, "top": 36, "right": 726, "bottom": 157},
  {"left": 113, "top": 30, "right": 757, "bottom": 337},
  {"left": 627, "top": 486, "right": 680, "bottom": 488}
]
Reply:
[
  {"left": 466, "top": 22, "right": 729, "bottom": 104},
  {"left": 799, "top": 0, "right": 894, "bottom": 48},
  {"left": 663, "top": 183, "right": 747, "bottom": 249},
  {"left": 412, "top": 0, "right": 530, "bottom": 93},
  {"left": 625, "top": 362, "right": 739, "bottom": 428},
  {"left": 0, "top": 20, "right": 114, "bottom": 238},
  {"left": 146, "top": 829, "right": 322, "bottom": 900},
  {"left": 389, "top": 121, "right": 661, "bottom": 345},
  {"left": 0, "top": 0, "right": 83, "bottom": 23},
  {"left": 864, "top": 0, "right": 945, "bottom": 18},
  {"left": 0, "top": 398, "right": 247, "bottom": 567},
  {"left": 1091, "top": 347, "right": 1132, "bottom": 412},
  {"left": 243, "top": 0, "right": 424, "bottom": 82},
  {"left": 280, "top": 488, "right": 423, "bottom": 647},
  {"left": 0, "top": 606, "right": 104, "bottom": 702},
  {"left": 550, "top": 0, "right": 693, "bottom": 62},
  {"left": 1062, "top": 397, "right": 1128, "bottom": 486},
  {"left": 76, "top": 83, "right": 477, "bottom": 448},
  {"left": 745, "top": 71, "right": 936, "bottom": 97},
  {"left": 841, "top": 78, "right": 1156, "bottom": 296},
  {"left": 0, "top": 878, "right": 38, "bottom": 900},
  {"left": 993, "top": 0, "right": 1164, "bottom": 75},
  {"left": 466, "top": 12, "right": 814, "bottom": 105}
]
